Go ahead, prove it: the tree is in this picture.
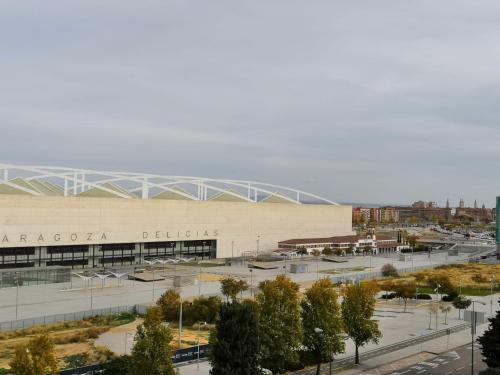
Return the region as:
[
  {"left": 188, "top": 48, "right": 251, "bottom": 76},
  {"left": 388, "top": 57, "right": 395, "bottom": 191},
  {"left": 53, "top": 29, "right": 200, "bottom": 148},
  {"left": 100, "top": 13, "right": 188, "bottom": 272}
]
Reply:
[
  {"left": 478, "top": 300, "right": 500, "bottom": 368},
  {"left": 102, "top": 356, "right": 133, "bottom": 375},
  {"left": 257, "top": 275, "right": 302, "bottom": 373},
  {"left": 407, "top": 234, "right": 418, "bottom": 249},
  {"left": 322, "top": 247, "right": 333, "bottom": 256},
  {"left": 220, "top": 276, "right": 249, "bottom": 302},
  {"left": 414, "top": 273, "right": 426, "bottom": 285},
  {"left": 427, "top": 274, "right": 455, "bottom": 295},
  {"left": 209, "top": 301, "right": 260, "bottom": 375},
  {"left": 440, "top": 305, "right": 451, "bottom": 325},
  {"left": 394, "top": 280, "right": 417, "bottom": 312},
  {"left": 379, "top": 280, "right": 394, "bottom": 299},
  {"left": 131, "top": 306, "right": 175, "bottom": 375},
  {"left": 156, "top": 289, "right": 181, "bottom": 322},
  {"left": 341, "top": 282, "right": 381, "bottom": 364},
  {"left": 452, "top": 296, "right": 471, "bottom": 319},
  {"left": 362, "top": 245, "right": 372, "bottom": 256},
  {"left": 301, "top": 279, "right": 344, "bottom": 375},
  {"left": 381, "top": 263, "right": 398, "bottom": 278},
  {"left": 9, "top": 333, "right": 58, "bottom": 375},
  {"left": 183, "top": 296, "right": 221, "bottom": 325}
]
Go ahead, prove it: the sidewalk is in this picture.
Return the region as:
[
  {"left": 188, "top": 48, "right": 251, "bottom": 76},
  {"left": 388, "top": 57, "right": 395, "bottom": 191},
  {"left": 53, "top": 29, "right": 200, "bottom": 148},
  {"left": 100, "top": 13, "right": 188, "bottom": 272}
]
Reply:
[{"left": 334, "top": 321, "right": 490, "bottom": 375}]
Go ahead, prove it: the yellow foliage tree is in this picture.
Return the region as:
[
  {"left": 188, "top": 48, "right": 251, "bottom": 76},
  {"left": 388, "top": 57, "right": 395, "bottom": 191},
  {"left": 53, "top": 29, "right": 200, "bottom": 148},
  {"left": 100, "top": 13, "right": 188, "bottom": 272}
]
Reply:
[{"left": 9, "top": 333, "right": 58, "bottom": 375}]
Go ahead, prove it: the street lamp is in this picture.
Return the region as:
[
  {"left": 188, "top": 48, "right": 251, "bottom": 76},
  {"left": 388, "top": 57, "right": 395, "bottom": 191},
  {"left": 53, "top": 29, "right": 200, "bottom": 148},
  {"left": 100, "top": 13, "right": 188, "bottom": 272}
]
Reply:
[
  {"left": 434, "top": 284, "right": 441, "bottom": 331},
  {"left": 490, "top": 275, "right": 496, "bottom": 314},
  {"left": 249, "top": 269, "right": 254, "bottom": 300},
  {"left": 14, "top": 272, "right": 20, "bottom": 320},
  {"left": 197, "top": 321, "right": 207, "bottom": 372},
  {"left": 470, "top": 300, "right": 486, "bottom": 375},
  {"left": 124, "top": 331, "right": 133, "bottom": 355},
  {"left": 314, "top": 327, "right": 348, "bottom": 375}
]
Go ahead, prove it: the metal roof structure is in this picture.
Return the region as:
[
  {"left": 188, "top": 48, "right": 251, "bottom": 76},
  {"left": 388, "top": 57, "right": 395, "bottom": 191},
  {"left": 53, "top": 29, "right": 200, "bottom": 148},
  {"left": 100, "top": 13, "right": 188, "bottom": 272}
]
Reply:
[{"left": 0, "top": 163, "right": 338, "bottom": 205}]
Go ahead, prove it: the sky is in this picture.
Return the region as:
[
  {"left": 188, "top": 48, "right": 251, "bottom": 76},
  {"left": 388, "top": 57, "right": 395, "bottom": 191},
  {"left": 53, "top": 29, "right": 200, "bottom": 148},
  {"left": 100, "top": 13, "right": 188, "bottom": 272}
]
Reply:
[{"left": 1, "top": 1, "right": 500, "bottom": 207}]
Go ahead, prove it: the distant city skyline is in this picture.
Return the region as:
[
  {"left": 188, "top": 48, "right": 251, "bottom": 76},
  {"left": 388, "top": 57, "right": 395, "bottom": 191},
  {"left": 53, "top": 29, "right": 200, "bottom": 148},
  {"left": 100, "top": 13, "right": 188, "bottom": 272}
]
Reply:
[{"left": 2, "top": 1, "right": 500, "bottom": 206}]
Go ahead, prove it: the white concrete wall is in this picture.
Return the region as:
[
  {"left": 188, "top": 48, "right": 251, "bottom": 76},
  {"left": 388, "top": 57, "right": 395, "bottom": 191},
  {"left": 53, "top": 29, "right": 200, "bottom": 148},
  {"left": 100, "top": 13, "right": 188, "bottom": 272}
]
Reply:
[{"left": 0, "top": 195, "right": 353, "bottom": 258}]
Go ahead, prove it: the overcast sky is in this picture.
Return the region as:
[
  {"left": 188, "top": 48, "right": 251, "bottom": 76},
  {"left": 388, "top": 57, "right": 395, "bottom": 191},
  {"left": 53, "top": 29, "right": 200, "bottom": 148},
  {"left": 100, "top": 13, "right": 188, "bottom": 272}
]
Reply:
[{"left": 1, "top": 1, "right": 500, "bottom": 206}]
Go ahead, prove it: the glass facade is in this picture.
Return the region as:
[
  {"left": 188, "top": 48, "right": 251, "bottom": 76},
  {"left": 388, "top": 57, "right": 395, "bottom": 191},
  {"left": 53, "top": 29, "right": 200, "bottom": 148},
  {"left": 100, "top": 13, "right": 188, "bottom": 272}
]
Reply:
[
  {"left": 0, "top": 240, "right": 217, "bottom": 270},
  {"left": 0, "top": 267, "right": 70, "bottom": 288}
]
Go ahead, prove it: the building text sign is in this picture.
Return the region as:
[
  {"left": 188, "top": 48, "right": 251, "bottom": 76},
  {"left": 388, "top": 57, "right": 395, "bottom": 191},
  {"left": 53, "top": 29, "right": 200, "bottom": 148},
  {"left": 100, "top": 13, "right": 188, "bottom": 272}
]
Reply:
[{"left": 0, "top": 229, "right": 219, "bottom": 247}]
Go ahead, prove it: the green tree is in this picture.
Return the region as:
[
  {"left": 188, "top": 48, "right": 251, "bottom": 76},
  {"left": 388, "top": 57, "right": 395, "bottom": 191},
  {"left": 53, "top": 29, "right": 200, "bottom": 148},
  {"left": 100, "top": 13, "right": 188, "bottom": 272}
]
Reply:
[
  {"left": 427, "top": 274, "right": 455, "bottom": 295},
  {"left": 209, "top": 301, "right": 260, "bottom": 375},
  {"left": 156, "top": 289, "right": 181, "bottom": 322},
  {"left": 220, "top": 276, "right": 249, "bottom": 302},
  {"left": 9, "top": 333, "right": 58, "bottom": 375},
  {"left": 301, "top": 279, "right": 344, "bottom": 375},
  {"left": 478, "top": 300, "right": 500, "bottom": 368},
  {"left": 102, "top": 355, "right": 133, "bottom": 375},
  {"left": 257, "top": 275, "right": 302, "bottom": 374},
  {"left": 183, "top": 296, "right": 222, "bottom": 325},
  {"left": 341, "top": 282, "right": 381, "bottom": 364},
  {"left": 452, "top": 296, "right": 471, "bottom": 319},
  {"left": 131, "top": 306, "right": 175, "bottom": 375},
  {"left": 394, "top": 280, "right": 416, "bottom": 312}
]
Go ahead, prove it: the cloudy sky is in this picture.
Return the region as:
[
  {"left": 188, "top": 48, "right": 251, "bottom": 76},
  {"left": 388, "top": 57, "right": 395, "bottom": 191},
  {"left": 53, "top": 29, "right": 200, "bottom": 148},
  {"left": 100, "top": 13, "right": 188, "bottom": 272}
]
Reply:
[{"left": 1, "top": 1, "right": 500, "bottom": 206}]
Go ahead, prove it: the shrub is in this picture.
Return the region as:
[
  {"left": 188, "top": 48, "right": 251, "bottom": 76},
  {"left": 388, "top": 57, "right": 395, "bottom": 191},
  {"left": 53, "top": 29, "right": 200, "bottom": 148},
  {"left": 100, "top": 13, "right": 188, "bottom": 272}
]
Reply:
[
  {"left": 183, "top": 296, "right": 222, "bottom": 325},
  {"left": 442, "top": 290, "right": 459, "bottom": 302},
  {"left": 322, "top": 247, "right": 333, "bottom": 256},
  {"left": 416, "top": 293, "right": 432, "bottom": 300},
  {"left": 472, "top": 273, "right": 488, "bottom": 283},
  {"left": 380, "top": 293, "right": 397, "bottom": 300},
  {"left": 381, "top": 264, "right": 399, "bottom": 278}
]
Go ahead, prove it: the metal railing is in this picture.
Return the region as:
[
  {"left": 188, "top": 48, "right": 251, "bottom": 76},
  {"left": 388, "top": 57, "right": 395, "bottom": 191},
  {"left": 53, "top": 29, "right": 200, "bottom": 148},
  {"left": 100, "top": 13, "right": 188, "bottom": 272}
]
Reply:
[{"left": 0, "top": 305, "right": 136, "bottom": 331}]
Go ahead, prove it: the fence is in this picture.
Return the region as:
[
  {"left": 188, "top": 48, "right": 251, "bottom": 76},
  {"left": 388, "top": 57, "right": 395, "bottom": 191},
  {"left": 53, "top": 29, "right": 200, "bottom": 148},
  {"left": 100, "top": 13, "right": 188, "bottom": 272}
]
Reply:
[
  {"left": 0, "top": 305, "right": 136, "bottom": 331},
  {"left": 59, "top": 345, "right": 211, "bottom": 375},
  {"left": 327, "top": 263, "right": 450, "bottom": 285}
]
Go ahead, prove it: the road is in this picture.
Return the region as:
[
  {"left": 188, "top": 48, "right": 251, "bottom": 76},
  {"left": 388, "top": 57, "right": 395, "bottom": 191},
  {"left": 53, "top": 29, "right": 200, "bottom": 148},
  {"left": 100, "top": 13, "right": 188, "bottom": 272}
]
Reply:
[{"left": 384, "top": 344, "right": 487, "bottom": 375}]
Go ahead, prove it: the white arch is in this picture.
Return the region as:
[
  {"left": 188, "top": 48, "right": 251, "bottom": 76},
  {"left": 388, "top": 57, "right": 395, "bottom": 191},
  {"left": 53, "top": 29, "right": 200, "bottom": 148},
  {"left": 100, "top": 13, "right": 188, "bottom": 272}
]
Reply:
[{"left": 0, "top": 163, "right": 339, "bottom": 205}]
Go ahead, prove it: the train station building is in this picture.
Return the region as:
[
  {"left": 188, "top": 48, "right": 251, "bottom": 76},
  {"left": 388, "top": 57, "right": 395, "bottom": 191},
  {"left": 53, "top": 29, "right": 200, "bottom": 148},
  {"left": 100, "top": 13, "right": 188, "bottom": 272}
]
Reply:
[{"left": 0, "top": 164, "right": 353, "bottom": 270}]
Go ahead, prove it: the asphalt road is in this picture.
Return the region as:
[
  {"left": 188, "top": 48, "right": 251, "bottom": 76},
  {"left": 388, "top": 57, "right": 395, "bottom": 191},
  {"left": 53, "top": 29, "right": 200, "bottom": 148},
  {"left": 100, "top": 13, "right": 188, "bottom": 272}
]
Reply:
[{"left": 386, "top": 344, "right": 487, "bottom": 375}]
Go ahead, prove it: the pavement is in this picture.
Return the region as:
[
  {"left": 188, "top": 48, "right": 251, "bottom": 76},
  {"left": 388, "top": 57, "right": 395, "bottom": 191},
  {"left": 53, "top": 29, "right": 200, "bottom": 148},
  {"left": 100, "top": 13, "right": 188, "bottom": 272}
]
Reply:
[
  {"left": 175, "top": 293, "right": 499, "bottom": 375},
  {"left": 0, "top": 251, "right": 472, "bottom": 323}
]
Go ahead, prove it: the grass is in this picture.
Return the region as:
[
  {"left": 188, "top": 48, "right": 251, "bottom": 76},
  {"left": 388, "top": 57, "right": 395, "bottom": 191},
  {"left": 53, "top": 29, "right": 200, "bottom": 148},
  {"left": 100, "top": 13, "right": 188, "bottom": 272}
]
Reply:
[
  {"left": 374, "top": 263, "right": 500, "bottom": 297},
  {"left": 320, "top": 266, "right": 369, "bottom": 275},
  {"left": 416, "top": 285, "right": 499, "bottom": 297},
  {"left": 0, "top": 312, "right": 136, "bottom": 369}
]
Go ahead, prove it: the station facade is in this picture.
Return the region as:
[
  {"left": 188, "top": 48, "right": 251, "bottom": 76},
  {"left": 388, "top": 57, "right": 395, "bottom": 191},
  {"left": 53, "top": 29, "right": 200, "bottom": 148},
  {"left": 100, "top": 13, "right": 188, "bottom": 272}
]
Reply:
[{"left": 0, "top": 180, "right": 352, "bottom": 269}]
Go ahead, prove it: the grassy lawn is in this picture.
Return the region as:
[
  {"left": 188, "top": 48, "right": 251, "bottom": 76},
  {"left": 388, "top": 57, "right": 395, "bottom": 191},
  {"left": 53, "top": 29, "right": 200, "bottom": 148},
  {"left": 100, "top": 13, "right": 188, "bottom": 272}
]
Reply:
[
  {"left": 373, "top": 264, "right": 500, "bottom": 297},
  {"left": 320, "top": 266, "right": 369, "bottom": 275}
]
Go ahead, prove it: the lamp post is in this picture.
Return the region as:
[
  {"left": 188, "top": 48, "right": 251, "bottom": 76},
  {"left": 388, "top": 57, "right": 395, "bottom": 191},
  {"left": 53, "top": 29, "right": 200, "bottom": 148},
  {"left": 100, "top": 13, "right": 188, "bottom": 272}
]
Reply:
[
  {"left": 249, "top": 269, "right": 254, "bottom": 300},
  {"left": 90, "top": 276, "right": 94, "bottom": 312},
  {"left": 152, "top": 265, "right": 156, "bottom": 302},
  {"left": 179, "top": 295, "right": 183, "bottom": 348},
  {"left": 124, "top": 331, "right": 133, "bottom": 355},
  {"left": 14, "top": 272, "right": 19, "bottom": 320},
  {"left": 490, "top": 275, "right": 496, "bottom": 314},
  {"left": 197, "top": 321, "right": 207, "bottom": 372},
  {"left": 470, "top": 300, "right": 486, "bottom": 375},
  {"left": 434, "top": 284, "right": 441, "bottom": 331},
  {"left": 314, "top": 327, "right": 347, "bottom": 375}
]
